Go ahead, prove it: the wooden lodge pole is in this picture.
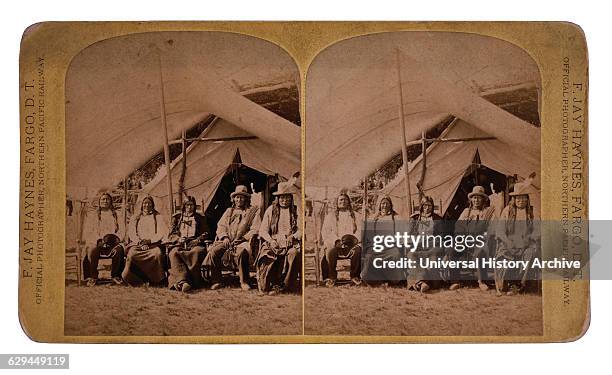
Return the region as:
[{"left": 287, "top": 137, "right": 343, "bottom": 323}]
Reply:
[
  {"left": 362, "top": 176, "right": 368, "bottom": 224},
  {"left": 155, "top": 49, "right": 175, "bottom": 216},
  {"left": 395, "top": 48, "right": 413, "bottom": 216},
  {"left": 123, "top": 177, "right": 128, "bottom": 242},
  {"left": 419, "top": 130, "right": 427, "bottom": 200},
  {"left": 178, "top": 129, "right": 187, "bottom": 201}
]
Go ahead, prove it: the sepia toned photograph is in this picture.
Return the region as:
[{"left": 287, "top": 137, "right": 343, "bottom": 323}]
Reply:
[
  {"left": 304, "top": 31, "right": 543, "bottom": 336},
  {"left": 64, "top": 31, "right": 302, "bottom": 336}
]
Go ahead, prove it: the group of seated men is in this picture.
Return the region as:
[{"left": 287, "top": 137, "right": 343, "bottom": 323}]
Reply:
[
  {"left": 319, "top": 176, "right": 539, "bottom": 296},
  {"left": 80, "top": 181, "right": 301, "bottom": 296}
]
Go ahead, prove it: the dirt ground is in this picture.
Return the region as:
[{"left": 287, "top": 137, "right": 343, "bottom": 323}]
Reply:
[
  {"left": 302, "top": 216, "right": 542, "bottom": 337},
  {"left": 64, "top": 283, "right": 302, "bottom": 336},
  {"left": 304, "top": 284, "right": 542, "bottom": 336},
  {"left": 65, "top": 215, "right": 542, "bottom": 337}
]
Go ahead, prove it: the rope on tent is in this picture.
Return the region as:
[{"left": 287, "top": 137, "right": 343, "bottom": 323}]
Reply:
[{"left": 147, "top": 166, "right": 228, "bottom": 199}]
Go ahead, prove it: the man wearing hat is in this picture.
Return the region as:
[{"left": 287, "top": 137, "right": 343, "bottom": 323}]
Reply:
[
  {"left": 494, "top": 174, "right": 539, "bottom": 296},
  {"left": 203, "top": 185, "right": 261, "bottom": 291},
  {"left": 450, "top": 186, "right": 496, "bottom": 291},
  {"left": 167, "top": 196, "right": 212, "bottom": 293},
  {"left": 256, "top": 181, "right": 302, "bottom": 295}
]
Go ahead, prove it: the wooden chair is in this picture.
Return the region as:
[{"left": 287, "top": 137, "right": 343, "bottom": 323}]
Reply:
[
  {"left": 303, "top": 200, "right": 326, "bottom": 286},
  {"left": 65, "top": 245, "right": 82, "bottom": 286},
  {"left": 304, "top": 247, "right": 320, "bottom": 286}
]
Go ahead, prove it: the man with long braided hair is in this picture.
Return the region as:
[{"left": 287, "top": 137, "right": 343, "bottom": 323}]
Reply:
[
  {"left": 167, "top": 196, "right": 211, "bottom": 293},
  {"left": 406, "top": 195, "right": 445, "bottom": 293},
  {"left": 82, "top": 192, "right": 125, "bottom": 286},
  {"left": 122, "top": 195, "right": 169, "bottom": 286},
  {"left": 320, "top": 192, "right": 362, "bottom": 287},
  {"left": 256, "top": 181, "right": 301, "bottom": 295},
  {"left": 494, "top": 176, "right": 539, "bottom": 296},
  {"left": 450, "top": 185, "right": 496, "bottom": 291},
  {"left": 203, "top": 185, "right": 261, "bottom": 291},
  {"left": 360, "top": 195, "right": 405, "bottom": 285}
]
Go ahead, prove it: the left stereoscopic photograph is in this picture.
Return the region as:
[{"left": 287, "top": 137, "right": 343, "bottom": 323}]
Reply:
[{"left": 64, "top": 32, "right": 302, "bottom": 336}]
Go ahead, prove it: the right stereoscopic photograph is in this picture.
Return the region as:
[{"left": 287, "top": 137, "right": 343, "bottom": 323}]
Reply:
[{"left": 304, "top": 32, "right": 543, "bottom": 336}]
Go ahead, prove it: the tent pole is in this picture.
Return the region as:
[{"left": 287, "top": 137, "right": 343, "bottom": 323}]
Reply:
[
  {"left": 168, "top": 135, "right": 257, "bottom": 145},
  {"left": 404, "top": 135, "right": 496, "bottom": 147},
  {"left": 155, "top": 49, "right": 174, "bottom": 216},
  {"left": 322, "top": 185, "right": 329, "bottom": 245},
  {"left": 123, "top": 178, "right": 128, "bottom": 242},
  {"left": 362, "top": 176, "right": 368, "bottom": 224},
  {"left": 419, "top": 130, "right": 427, "bottom": 200},
  {"left": 75, "top": 201, "right": 85, "bottom": 286},
  {"left": 178, "top": 129, "right": 187, "bottom": 201},
  {"left": 395, "top": 48, "right": 413, "bottom": 216},
  {"left": 313, "top": 200, "right": 320, "bottom": 286}
]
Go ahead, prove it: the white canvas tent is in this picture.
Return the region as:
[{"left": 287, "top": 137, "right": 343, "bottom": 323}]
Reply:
[
  {"left": 305, "top": 32, "right": 541, "bottom": 195},
  {"left": 382, "top": 118, "right": 541, "bottom": 218},
  {"left": 142, "top": 117, "right": 300, "bottom": 216},
  {"left": 66, "top": 31, "right": 300, "bottom": 202}
]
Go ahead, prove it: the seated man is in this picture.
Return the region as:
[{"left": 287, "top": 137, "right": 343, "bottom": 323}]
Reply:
[
  {"left": 167, "top": 196, "right": 211, "bottom": 293},
  {"left": 81, "top": 192, "right": 125, "bottom": 287},
  {"left": 122, "top": 195, "right": 168, "bottom": 286},
  {"left": 360, "top": 195, "right": 405, "bottom": 285},
  {"left": 494, "top": 177, "right": 539, "bottom": 296},
  {"left": 406, "top": 195, "right": 445, "bottom": 293},
  {"left": 320, "top": 193, "right": 362, "bottom": 287},
  {"left": 450, "top": 185, "right": 496, "bottom": 291},
  {"left": 256, "top": 181, "right": 301, "bottom": 295},
  {"left": 203, "top": 185, "right": 261, "bottom": 291}
]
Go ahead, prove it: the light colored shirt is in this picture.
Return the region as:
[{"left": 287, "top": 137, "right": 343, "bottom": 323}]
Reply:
[
  {"left": 277, "top": 209, "right": 292, "bottom": 238},
  {"left": 497, "top": 205, "right": 540, "bottom": 248},
  {"left": 321, "top": 210, "right": 361, "bottom": 250},
  {"left": 82, "top": 209, "right": 123, "bottom": 248},
  {"left": 128, "top": 213, "right": 167, "bottom": 244},
  {"left": 259, "top": 205, "right": 301, "bottom": 246}
]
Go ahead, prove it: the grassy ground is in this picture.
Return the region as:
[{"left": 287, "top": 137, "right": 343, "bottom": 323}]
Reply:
[{"left": 64, "top": 283, "right": 302, "bottom": 336}]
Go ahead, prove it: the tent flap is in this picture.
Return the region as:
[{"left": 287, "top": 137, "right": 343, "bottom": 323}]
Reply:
[
  {"left": 143, "top": 118, "right": 299, "bottom": 214},
  {"left": 382, "top": 119, "right": 540, "bottom": 218}
]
